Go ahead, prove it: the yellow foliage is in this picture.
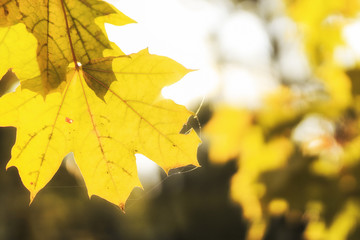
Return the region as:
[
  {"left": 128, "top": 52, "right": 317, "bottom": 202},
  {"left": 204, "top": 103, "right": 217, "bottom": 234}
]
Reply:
[
  {"left": 316, "top": 63, "right": 352, "bottom": 113},
  {"left": 285, "top": 0, "right": 360, "bottom": 24},
  {"left": 283, "top": 0, "right": 358, "bottom": 66},
  {"left": 343, "top": 136, "right": 360, "bottom": 166},
  {"left": 305, "top": 200, "right": 360, "bottom": 240},
  {"left": 205, "top": 106, "right": 293, "bottom": 225},
  {"left": 283, "top": 0, "right": 356, "bottom": 117},
  {"left": 204, "top": 107, "right": 254, "bottom": 163},
  {"left": 258, "top": 86, "right": 300, "bottom": 129},
  {"left": 268, "top": 199, "right": 289, "bottom": 216},
  {"left": 231, "top": 135, "right": 293, "bottom": 220}
]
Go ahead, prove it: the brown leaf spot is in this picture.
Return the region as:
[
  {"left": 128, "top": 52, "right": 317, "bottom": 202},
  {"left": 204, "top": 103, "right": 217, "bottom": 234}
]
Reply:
[{"left": 65, "top": 117, "right": 73, "bottom": 124}]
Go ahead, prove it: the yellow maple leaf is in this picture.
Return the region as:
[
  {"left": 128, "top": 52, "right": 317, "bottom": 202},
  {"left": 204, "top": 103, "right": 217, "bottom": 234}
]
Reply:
[{"left": 0, "top": 1, "right": 200, "bottom": 210}]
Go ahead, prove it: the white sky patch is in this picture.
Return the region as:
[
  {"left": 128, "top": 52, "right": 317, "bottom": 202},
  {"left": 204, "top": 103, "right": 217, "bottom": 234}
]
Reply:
[
  {"left": 344, "top": 21, "right": 360, "bottom": 53},
  {"left": 221, "top": 64, "right": 278, "bottom": 109},
  {"left": 259, "top": 0, "right": 286, "bottom": 18},
  {"left": 341, "top": 20, "right": 360, "bottom": 65},
  {"left": 334, "top": 46, "right": 357, "bottom": 68},
  {"left": 292, "top": 114, "right": 335, "bottom": 143},
  {"left": 215, "top": 10, "right": 278, "bottom": 108},
  {"left": 104, "top": 0, "right": 225, "bottom": 106},
  {"left": 291, "top": 114, "right": 342, "bottom": 161},
  {"left": 218, "top": 10, "right": 272, "bottom": 68},
  {"left": 269, "top": 16, "right": 311, "bottom": 82},
  {"left": 135, "top": 154, "right": 162, "bottom": 191}
]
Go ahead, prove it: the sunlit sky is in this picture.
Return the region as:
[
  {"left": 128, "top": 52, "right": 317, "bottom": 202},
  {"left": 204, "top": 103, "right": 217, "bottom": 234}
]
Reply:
[{"left": 105, "top": 0, "right": 220, "bottom": 107}]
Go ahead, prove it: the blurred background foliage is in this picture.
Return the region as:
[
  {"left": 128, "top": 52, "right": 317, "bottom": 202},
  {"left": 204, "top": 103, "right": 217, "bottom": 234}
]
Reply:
[
  {"left": 2, "top": 0, "right": 360, "bottom": 239},
  {"left": 204, "top": 0, "right": 360, "bottom": 239}
]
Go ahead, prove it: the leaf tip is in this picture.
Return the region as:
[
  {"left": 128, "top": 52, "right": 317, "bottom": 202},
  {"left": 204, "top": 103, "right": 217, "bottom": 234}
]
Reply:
[
  {"left": 119, "top": 203, "right": 126, "bottom": 213},
  {"left": 187, "top": 68, "right": 198, "bottom": 73},
  {"left": 5, "top": 164, "right": 12, "bottom": 171},
  {"left": 29, "top": 192, "right": 36, "bottom": 206},
  {"left": 163, "top": 167, "right": 171, "bottom": 175},
  {"left": 141, "top": 48, "right": 150, "bottom": 55},
  {"left": 193, "top": 161, "right": 201, "bottom": 168},
  {"left": 5, "top": 160, "right": 16, "bottom": 171}
]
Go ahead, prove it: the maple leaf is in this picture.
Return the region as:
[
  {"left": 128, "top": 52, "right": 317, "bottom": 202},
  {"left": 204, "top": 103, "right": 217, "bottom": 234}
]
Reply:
[{"left": 0, "top": 1, "right": 200, "bottom": 209}]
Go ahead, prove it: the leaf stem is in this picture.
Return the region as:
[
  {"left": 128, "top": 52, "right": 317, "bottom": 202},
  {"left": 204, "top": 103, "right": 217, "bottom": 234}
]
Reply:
[{"left": 60, "top": 0, "right": 79, "bottom": 69}]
